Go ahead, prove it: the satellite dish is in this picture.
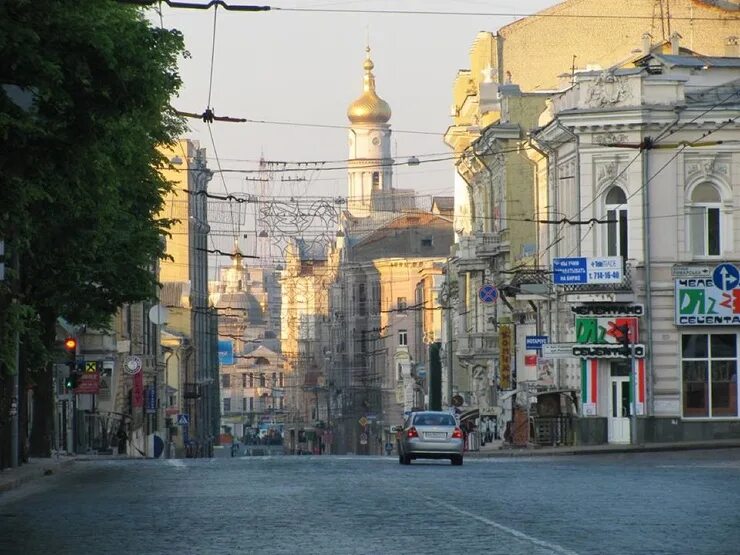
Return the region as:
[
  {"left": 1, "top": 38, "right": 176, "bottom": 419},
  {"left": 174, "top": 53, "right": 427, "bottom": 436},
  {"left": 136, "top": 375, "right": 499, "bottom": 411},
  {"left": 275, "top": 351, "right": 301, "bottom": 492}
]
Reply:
[{"left": 149, "top": 304, "right": 169, "bottom": 325}]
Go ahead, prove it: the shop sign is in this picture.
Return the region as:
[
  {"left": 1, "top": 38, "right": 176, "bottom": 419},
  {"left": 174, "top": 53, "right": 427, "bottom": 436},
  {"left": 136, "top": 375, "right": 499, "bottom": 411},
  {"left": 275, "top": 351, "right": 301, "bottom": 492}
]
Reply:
[
  {"left": 498, "top": 325, "right": 512, "bottom": 390},
  {"left": 676, "top": 264, "right": 740, "bottom": 325},
  {"left": 553, "top": 256, "right": 623, "bottom": 285},
  {"left": 571, "top": 304, "right": 643, "bottom": 317},
  {"left": 574, "top": 317, "right": 645, "bottom": 359},
  {"left": 524, "top": 354, "right": 538, "bottom": 366},
  {"left": 572, "top": 344, "right": 645, "bottom": 358}
]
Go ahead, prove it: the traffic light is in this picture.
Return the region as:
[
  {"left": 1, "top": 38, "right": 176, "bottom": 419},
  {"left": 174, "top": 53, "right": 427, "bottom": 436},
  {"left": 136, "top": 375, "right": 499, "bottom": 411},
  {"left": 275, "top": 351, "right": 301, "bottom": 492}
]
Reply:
[
  {"left": 64, "top": 373, "right": 78, "bottom": 390},
  {"left": 614, "top": 324, "right": 631, "bottom": 357},
  {"left": 63, "top": 337, "right": 77, "bottom": 352}
]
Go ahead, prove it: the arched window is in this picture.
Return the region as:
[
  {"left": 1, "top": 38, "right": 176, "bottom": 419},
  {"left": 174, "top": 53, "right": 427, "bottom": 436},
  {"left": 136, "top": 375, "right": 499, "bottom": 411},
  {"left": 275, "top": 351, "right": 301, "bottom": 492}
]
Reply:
[
  {"left": 690, "top": 183, "right": 721, "bottom": 257},
  {"left": 372, "top": 172, "right": 380, "bottom": 190},
  {"left": 605, "top": 186, "right": 628, "bottom": 259}
]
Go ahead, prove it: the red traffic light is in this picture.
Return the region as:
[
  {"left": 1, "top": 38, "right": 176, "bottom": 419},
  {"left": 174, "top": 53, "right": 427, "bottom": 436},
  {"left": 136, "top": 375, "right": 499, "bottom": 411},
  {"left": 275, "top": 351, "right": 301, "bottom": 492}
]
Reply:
[{"left": 64, "top": 338, "right": 77, "bottom": 351}]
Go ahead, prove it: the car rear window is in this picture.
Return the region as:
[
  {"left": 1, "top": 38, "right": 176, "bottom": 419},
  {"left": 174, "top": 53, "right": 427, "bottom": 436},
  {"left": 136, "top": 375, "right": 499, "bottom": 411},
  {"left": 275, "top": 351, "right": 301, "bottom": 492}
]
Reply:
[{"left": 413, "top": 414, "right": 456, "bottom": 426}]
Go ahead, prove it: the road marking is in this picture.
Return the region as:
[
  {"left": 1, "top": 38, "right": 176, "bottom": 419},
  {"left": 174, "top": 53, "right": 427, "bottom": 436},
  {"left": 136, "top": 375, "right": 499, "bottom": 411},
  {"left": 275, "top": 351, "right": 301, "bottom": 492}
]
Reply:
[
  {"left": 166, "top": 459, "right": 186, "bottom": 469},
  {"left": 423, "top": 495, "right": 579, "bottom": 555}
]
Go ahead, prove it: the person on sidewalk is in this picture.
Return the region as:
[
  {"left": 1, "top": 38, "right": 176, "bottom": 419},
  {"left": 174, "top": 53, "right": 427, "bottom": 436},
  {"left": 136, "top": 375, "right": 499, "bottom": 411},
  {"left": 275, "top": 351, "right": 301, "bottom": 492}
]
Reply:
[{"left": 116, "top": 424, "right": 127, "bottom": 455}]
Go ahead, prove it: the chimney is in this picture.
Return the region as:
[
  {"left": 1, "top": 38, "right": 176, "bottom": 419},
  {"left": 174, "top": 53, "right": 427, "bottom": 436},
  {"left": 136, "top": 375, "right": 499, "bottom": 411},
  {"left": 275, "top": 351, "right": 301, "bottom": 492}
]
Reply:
[
  {"left": 642, "top": 32, "right": 653, "bottom": 55},
  {"left": 726, "top": 36, "right": 739, "bottom": 57},
  {"left": 670, "top": 32, "right": 682, "bottom": 55}
]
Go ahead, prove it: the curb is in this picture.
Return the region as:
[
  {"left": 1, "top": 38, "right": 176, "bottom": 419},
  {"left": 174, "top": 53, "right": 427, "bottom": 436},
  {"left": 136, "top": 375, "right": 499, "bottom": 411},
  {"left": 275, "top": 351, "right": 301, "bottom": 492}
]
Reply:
[
  {"left": 465, "top": 441, "right": 740, "bottom": 459},
  {"left": 0, "top": 458, "right": 76, "bottom": 494}
]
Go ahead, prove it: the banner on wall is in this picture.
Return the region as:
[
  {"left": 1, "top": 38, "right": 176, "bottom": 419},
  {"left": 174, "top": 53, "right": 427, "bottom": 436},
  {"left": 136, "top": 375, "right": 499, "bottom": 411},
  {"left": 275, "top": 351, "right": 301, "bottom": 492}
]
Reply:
[
  {"left": 498, "top": 325, "right": 512, "bottom": 390},
  {"left": 675, "top": 264, "right": 740, "bottom": 325}
]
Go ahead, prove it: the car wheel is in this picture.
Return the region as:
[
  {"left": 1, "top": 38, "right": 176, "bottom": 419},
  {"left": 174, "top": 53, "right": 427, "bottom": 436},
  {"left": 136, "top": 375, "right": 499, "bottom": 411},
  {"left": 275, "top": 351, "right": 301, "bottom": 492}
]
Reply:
[
  {"left": 398, "top": 453, "right": 404, "bottom": 465},
  {"left": 451, "top": 455, "right": 463, "bottom": 466}
]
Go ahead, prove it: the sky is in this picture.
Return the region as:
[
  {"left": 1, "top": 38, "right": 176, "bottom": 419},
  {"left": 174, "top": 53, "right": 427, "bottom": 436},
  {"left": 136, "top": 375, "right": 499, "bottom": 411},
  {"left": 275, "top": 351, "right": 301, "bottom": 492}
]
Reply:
[
  {"left": 152, "top": 0, "right": 558, "bottom": 272},
  {"left": 155, "top": 0, "right": 557, "bottom": 200}
]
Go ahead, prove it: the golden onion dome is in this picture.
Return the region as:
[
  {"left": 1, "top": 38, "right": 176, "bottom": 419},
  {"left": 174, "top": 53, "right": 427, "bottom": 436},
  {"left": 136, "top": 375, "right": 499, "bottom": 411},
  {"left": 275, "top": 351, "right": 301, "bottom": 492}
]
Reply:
[{"left": 347, "top": 47, "right": 391, "bottom": 125}]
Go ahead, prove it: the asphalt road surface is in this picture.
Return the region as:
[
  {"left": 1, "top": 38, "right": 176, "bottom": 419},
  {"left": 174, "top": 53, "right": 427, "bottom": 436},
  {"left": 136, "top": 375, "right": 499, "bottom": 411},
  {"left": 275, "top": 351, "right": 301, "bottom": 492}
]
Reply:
[{"left": 1, "top": 449, "right": 739, "bottom": 555}]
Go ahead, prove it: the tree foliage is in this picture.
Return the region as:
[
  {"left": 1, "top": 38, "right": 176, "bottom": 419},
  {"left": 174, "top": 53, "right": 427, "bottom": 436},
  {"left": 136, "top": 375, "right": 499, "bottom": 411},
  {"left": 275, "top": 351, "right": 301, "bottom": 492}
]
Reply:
[
  {"left": 0, "top": 0, "right": 186, "bottom": 370},
  {"left": 0, "top": 0, "right": 187, "bottom": 457}
]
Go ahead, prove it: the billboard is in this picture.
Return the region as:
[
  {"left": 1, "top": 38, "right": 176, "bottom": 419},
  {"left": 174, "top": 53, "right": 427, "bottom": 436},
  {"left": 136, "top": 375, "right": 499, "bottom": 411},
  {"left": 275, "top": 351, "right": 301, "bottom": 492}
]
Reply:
[
  {"left": 675, "top": 264, "right": 740, "bottom": 325},
  {"left": 218, "top": 339, "right": 235, "bottom": 365}
]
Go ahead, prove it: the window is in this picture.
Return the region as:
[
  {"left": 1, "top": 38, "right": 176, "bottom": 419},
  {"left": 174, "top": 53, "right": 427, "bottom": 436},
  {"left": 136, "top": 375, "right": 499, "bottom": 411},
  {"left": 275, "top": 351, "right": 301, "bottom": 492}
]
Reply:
[
  {"left": 242, "top": 373, "right": 247, "bottom": 388},
  {"left": 221, "top": 374, "right": 230, "bottom": 388},
  {"left": 248, "top": 373, "right": 254, "bottom": 387},
  {"left": 399, "top": 329, "right": 408, "bottom": 346},
  {"left": 421, "top": 238, "right": 433, "bottom": 248},
  {"left": 272, "top": 372, "right": 277, "bottom": 386},
  {"left": 242, "top": 397, "right": 248, "bottom": 411},
  {"left": 682, "top": 334, "right": 738, "bottom": 418},
  {"left": 605, "top": 186, "right": 628, "bottom": 260},
  {"left": 259, "top": 373, "right": 266, "bottom": 387},
  {"left": 279, "top": 373, "right": 284, "bottom": 388},
  {"left": 397, "top": 297, "right": 407, "bottom": 313},
  {"left": 372, "top": 172, "right": 380, "bottom": 190},
  {"left": 223, "top": 398, "right": 231, "bottom": 413},
  {"left": 689, "top": 183, "right": 721, "bottom": 257}
]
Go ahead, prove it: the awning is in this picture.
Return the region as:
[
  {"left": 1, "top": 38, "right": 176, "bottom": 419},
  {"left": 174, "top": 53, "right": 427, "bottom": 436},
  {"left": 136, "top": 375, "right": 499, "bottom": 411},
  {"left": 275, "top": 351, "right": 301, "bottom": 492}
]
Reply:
[{"left": 460, "top": 408, "right": 479, "bottom": 423}]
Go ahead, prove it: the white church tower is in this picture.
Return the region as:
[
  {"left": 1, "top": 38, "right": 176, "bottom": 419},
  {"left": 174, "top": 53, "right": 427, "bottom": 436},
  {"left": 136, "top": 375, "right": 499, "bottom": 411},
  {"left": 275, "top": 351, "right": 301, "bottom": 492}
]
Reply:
[{"left": 346, "top": 47, "right": 393, "bottom": 217}]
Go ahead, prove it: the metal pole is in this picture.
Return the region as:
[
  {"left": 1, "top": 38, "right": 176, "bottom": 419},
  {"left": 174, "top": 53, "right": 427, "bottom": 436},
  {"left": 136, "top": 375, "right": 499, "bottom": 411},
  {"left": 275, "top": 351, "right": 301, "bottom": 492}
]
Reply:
[
  {"left": 445, "top": 259, "right": 453, "bottom": 406},
  {"left": 11, "top": 331, "right": 19, "bottom": 467},
  {"left": 642, "top": 139, "right": 654, "bottom": 420},
  {"left": 10, "top": 247, "right": 19, "bottom": 467}
]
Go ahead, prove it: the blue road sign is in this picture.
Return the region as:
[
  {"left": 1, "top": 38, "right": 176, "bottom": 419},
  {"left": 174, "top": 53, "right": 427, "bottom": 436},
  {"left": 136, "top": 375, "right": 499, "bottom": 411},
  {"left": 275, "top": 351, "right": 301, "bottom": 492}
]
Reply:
[
  {"left": 218, "top": 339, "right": 235, "bottom": 365},
  {"left": 526, "top": 336, "right": 549, "bottom": 351},
  {"left": 145, "top": 387, "right": 156, "bottom": 414},
  {"left": 553, "top": 257, "right": 587, "bottom": 284},
  {"left": 712, "top": 263, "right": 740, "bottom": 291},
  {"left": 478, "top": 283, "right": 498, "bottom": 304},
  {"left": 176, "top": 413, "right": 189, "bottom": 426}
]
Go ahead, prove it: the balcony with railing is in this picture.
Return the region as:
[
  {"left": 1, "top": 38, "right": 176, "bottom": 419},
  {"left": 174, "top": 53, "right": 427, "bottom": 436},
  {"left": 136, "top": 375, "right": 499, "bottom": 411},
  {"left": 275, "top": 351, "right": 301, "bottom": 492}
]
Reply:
[{"left": 475, "top": 231, "right": 509, "bottom": 258}]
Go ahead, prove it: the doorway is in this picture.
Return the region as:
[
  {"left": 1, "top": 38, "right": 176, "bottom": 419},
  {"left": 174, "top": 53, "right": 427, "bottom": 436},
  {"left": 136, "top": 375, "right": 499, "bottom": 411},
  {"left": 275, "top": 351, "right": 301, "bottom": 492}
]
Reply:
[{"left": 608, "top": 361, "right": 631, "bottom": 443}]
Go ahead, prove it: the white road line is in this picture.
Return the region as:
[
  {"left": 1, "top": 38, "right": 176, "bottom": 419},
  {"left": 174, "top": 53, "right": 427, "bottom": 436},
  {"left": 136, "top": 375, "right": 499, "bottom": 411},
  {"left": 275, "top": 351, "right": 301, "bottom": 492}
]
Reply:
[
  {"left": 423, "top": 495, "right": 580, "bottom": 555},
  {"left": 166, "top": 459, "right": 186, "bottom": 468}
]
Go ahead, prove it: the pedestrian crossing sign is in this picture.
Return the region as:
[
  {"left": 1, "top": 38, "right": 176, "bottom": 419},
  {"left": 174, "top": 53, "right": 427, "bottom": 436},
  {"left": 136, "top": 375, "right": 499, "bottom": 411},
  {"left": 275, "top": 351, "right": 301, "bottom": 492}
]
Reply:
[{"left": 177, "top": 414, "right": 189, "bottom": 426}]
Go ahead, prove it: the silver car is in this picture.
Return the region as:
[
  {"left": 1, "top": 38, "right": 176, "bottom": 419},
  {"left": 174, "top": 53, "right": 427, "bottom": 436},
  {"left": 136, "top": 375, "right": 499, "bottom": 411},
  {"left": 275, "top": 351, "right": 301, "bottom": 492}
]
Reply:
[{"left": 396, "top": 411, "right": 464, "bottom": 465}]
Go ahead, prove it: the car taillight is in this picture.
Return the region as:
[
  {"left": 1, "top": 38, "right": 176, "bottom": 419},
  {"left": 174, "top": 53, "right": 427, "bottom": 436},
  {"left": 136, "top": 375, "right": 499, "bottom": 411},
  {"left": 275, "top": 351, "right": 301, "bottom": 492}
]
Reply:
[
  {"left": 407, "top": 427, "right": 419, "bottom": 438},
  {"left": 451, "top": 428, "right": 463, "bottom": 439}
]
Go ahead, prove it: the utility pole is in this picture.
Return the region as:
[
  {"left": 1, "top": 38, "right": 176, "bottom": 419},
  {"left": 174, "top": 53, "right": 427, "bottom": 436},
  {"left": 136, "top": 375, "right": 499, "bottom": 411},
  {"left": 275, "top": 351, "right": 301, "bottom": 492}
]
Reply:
[
  {"left": 10, "top": 244, "right": 20, "bottom": 467},
  {"left": 444, "top": 259, "right": 454, "bottom": 406}
]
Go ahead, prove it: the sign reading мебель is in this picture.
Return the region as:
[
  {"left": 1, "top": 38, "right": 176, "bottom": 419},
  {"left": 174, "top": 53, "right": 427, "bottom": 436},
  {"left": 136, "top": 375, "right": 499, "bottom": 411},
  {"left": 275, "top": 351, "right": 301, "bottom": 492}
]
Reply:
[
  {"left": 553, "top": 256, "right": 623, "bottom": 285},
  {"left": 676, "top": 263, "right": 740, "bottom": 325}
]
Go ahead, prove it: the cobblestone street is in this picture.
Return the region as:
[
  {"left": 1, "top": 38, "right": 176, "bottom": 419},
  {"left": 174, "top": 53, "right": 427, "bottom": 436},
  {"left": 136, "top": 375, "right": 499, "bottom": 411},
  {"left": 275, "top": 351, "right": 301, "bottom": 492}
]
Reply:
[{"left": 1, "top": 449, "right": 739, "bottom": 555}]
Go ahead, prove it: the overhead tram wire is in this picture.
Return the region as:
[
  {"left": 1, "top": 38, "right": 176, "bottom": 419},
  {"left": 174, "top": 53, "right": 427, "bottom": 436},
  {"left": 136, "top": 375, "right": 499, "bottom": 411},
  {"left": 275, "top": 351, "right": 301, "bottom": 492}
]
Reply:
[
  {"left": 176, "top": 109, "right": 441, "bottom": 136},
  {"left": 122, "top": 0, "right": 737, "bottom": 21}
]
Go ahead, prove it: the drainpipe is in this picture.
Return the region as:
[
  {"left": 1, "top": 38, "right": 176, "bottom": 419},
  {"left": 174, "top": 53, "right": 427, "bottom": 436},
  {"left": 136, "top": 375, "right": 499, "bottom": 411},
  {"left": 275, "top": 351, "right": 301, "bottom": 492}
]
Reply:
[
  {"left": 642, "top": 138, "right": 654, "bottom": 428},
  {"left": 530, "top": 133, "right": 561, "bottom": 387}
]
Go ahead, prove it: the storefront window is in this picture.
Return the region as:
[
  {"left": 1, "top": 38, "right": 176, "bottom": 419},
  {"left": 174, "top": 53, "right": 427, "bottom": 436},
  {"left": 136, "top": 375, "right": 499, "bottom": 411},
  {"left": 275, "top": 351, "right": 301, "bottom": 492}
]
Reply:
[{"left": 682, "top": 334, "right": 738, "bottom": 418}]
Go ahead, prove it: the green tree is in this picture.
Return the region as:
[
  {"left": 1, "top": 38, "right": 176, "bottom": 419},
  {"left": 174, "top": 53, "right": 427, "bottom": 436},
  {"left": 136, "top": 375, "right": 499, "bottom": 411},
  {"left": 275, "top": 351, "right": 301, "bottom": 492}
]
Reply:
[{"left": 0, "top": 0, "right": 186, "bottom": 457}]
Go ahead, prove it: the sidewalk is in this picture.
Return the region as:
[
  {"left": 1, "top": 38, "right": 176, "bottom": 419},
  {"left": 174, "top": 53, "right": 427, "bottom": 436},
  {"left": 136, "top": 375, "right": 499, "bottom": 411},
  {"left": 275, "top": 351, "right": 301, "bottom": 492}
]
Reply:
[
  {"left": 465, "top": 438, "right": 740, "bottom": 458},
  {"left": 0, "top": 455, "right": 76, "bottom": 494}
]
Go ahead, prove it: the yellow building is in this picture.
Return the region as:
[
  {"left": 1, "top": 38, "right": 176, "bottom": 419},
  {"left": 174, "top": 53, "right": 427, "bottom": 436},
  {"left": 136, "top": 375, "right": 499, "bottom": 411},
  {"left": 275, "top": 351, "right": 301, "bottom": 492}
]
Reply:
[{"left": 157, "top": 139, "right": 218, "bottom": 456}]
